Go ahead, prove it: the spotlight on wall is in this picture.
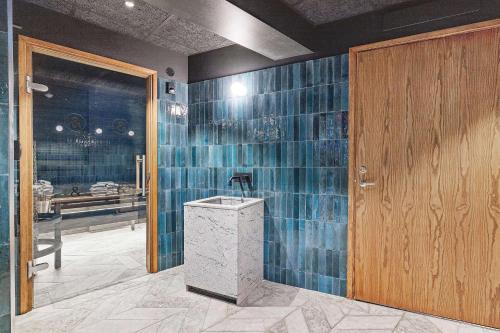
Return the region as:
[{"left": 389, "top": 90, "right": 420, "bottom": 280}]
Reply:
[
  {"left": 95, "top": 128, "right": 103, "bottom": 135},
  {"left": 128, "top": 130, "right": 135, "bottom": 137},
  {"left": 125, "top": 1, "right": 135, "bottom": 8},
  {"left": 55, "top": 125, "right": 63, "bottom": 132},
  {"left": 231, "top": 82, "right": 247, "bottom": 97},
  {"left": 167, "top": 82, "right": 176, "bottom": 95}
]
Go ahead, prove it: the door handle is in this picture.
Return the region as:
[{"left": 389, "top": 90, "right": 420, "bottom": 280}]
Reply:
[
  {"left": 26, "top": 75, "right": 49, "bottom": 94},
  {"left": 27, "top": 260, "right": 49, "bottom": 279},
  {"left": 359, "top": 181, "right": 376, "bottom": 188},
  {"left": 359, "top": 166, "right": 376, "bottom": 189}
]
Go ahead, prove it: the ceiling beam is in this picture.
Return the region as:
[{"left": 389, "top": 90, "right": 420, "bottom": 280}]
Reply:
[
  {"left": 142, "top": 0, "right": 313, "bottom": 60},
  {"left": 225, "top": 0, "right": 317, "bottom": 50}
]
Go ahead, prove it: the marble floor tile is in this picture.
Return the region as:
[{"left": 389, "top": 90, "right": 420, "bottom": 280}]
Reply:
[
  {"left": 335, "top": 316, "right": 402, "bottom": 330},
  {"left": 34, "top": 224, "right": 147, "bottom": 307},
  {"left": 16, "top": 266, "right": 499, "bottom": 333}
]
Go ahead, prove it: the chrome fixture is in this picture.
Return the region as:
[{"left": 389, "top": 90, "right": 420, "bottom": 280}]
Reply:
[
  {"left": 26, "top": 75, "right": 49, "bottom": 94},
  {"left": 228, "top": 173, "right": 252, "bottom": 202},
  {"left": 136, "top": 155, "right": 146, "bottom": 196},
  {"left": 359, "top": 166, "right": 376, "bottom": 189},
  {"left": 27, "top": 260, "right": 49, "bottom": 279}
]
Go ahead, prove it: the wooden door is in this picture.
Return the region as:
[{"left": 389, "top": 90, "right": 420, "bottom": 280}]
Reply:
[
  {"left": 349, "top": 21, "right": 500, "bottom": 328},
  {"left": 18, "top": 36, "right": 159, "bottom": 313}
]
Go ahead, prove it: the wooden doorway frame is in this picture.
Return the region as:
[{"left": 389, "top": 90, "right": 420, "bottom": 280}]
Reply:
[
  {"left": 18, "top": 35, "right": 158, "bottom": 314},
  {"left": 347, "top": 18, "right": 500, "bottom": 299}
]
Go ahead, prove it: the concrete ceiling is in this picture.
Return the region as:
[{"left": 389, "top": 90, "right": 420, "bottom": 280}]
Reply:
[
  {"left": 281, "top": 0, "right": 419, "bottom": 25},
  {"left": 23, "top": 0, "right": 235, "bottom": 55}
]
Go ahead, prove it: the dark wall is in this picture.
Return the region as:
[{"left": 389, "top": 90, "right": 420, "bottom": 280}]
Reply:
[
  {"left": 189, "top": 0, "right": 500, "bottom": 83},
  {"left": 13, "top": 0, "right": 188, "bottom": 82}
]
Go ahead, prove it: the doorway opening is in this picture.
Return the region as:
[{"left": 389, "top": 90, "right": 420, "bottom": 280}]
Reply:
[{"left": 18, "top": 36, "right": 158, "bottom": 313}]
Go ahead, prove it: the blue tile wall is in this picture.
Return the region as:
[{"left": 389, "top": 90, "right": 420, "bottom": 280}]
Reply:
[
  {"left": 157, "top": 79, "right": 188, "bottom": 270},
  {"left": 0, "top": 0, "right": 12, "bottom": 331},
  {"left": 186, "top": 55, "right": 349, "bottom": 296},
  {"left": 33, "top": 75, "right": 147, "bottom": 194}
]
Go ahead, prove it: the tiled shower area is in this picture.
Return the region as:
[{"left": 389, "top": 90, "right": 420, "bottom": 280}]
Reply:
[
  {"left": 185, "top": 55, "right": 349, "bottom": 295},
  {"left": 156, "top": 54, "right": 349, "bottom": 295}
]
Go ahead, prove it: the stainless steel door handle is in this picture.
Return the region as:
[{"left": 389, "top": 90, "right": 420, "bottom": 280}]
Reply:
[
  {"left": 359, "top": 181, "right": 376, "bottom": 188},
  {"left": 359, "top": 166, "right": 376, "bottom": 189}
]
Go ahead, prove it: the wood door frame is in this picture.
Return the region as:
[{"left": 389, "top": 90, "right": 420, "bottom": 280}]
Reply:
[
  {"left": 347, "top": 18, "right": 500, "bottom": 299},
  {"left": 18, "top": 35, "right": 158, "bottom": 314}
]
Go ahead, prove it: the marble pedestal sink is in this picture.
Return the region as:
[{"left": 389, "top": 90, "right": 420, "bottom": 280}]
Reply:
[{"left": 184, "top": 196, "right": 264, "bottom": 304}]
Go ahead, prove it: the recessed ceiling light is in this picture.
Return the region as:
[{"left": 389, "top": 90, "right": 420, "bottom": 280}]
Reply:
[
  {"left": 55, "top": 125, "right": 63, "bottom": 132},
  {"left": 95, "top": 128, "right": 103, "bottom": 135},
  {"left": 125, "top": 1, "right": 135, "bottom": 8},
  {"left": 128, "top": 130, "right": 135, "bottom": 137}
]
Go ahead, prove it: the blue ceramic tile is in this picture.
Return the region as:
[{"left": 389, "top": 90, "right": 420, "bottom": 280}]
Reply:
[{"left": 186, "top": 54, "right": 349, "bottom": 296}]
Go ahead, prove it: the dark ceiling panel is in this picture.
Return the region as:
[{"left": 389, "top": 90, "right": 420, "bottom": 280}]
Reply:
[
  {"left": 281, "top": 0, "right": 420, "bottom": 25},
  {"left": 23, "top": 0, "right": 234, "bottom": 55}
]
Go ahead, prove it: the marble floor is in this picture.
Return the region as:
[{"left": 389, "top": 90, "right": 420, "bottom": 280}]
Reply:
[
  {"left": 18, "top": 265, "right": 498, "bottom": 333},
  {"left": 34, "top": 223, "right": 147, "bottom": 307}
]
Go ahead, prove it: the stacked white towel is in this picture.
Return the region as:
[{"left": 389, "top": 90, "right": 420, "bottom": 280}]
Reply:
[
  {"left": 33, "top": 180, "right": 54, "bottom": 198},
  {"left": 33, "top": 180, "right": 54, "bottom": 213},
  {"left": 90, "top": 181, "right": 120, "bottom": 196}
]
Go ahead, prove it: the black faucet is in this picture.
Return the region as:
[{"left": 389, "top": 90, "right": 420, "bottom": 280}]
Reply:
[{"left": 228, "top": 173, "right": 252, "bottom": 202}]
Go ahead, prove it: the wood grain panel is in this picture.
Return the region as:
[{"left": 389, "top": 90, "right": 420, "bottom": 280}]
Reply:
[
  {"left": 349, "top": 23, "right": 500, "bottom": 328},
  {"left": 18, "top": 36, "right": 159, "bottom": 313},
  {"left": 18, "top": 39, "right": 34, "bottom": 314}
]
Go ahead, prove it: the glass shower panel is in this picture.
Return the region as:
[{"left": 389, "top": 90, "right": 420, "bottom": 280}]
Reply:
[{"left": 31, "top": 53, "right": 147, "bottom": 306}]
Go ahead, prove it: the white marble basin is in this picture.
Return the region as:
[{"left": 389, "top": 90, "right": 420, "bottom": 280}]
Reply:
[
  {"left": 184, "top": 196, "right": 264, "bottom": 304},
  {"left": 185, "top": 196, "right": 261, "bottom": 209}
]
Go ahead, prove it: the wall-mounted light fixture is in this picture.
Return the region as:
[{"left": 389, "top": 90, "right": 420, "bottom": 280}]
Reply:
[
  {"left": 231, "top": 82, "right": 247, "bottom": 97},
  {"left": 167, "top": 82, "right": 176, "bottom": 95}
]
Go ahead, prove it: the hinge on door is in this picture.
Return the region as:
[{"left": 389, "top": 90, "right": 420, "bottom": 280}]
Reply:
[
  {"left": 26, "top": 75, "right": 49, "bottom": 94},
  {"left": 27, "top": 260, "right": 49, "bottom": 279},
  {"left": 14, "top": 140, "right": 21, "bottom": 160}
]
